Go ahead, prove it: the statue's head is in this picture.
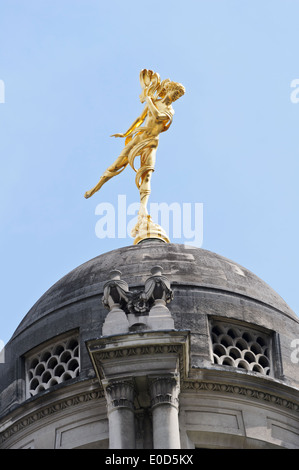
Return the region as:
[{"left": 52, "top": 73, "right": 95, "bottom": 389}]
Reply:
[{"left": 139, "top": 69, "right": 185, "bottom": 104}]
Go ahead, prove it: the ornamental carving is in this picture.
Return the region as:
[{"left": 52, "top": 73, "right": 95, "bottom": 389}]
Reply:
[
  {"left": 181, "top": 380, "right": 299, "bottom": 413},
  {"left": 149, "top": 376, "right": 180, "bottom": 409},
  {"left": 102, "top": 270, "right": 131, "bottom": 312},
  {"left": 26, "top": 335, "right": 80, "bottom": 397},
  {"left": 102, "top": 266, "right": 173, "bottom": 315},
  {"left": 0, "top": 388, "right": 105, "bottom": 445},
  {"left": 2, "top": 377, "right": 299, "bottom": 446},
  {"left": 105, "top": 380, "right": 135, "bottom": 411},
  {"left": 94, "top": 344, "right": 181, "bottom": 361},
  {"left": 143, "top": 266, "right": 173, "bottom": 307},
  {"left": 210, "top": 320, "right": 272, "bottom": 376}
]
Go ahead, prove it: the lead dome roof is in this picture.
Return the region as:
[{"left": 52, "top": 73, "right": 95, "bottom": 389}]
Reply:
[{"left": 12, "top": 241, "right": 297, "bottom": 340}]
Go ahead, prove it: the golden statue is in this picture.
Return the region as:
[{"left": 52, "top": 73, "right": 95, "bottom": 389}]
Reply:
[{"left": 84, "top": 69, "right": 185, "bottom": 244}]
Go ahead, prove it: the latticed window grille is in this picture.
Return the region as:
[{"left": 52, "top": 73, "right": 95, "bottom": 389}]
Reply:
[
  {"left": 26, "top": 334, "right": 80, "bottom": 397},
  {"left": 210, "top": 320, "right": 272, "bottom": 376}
]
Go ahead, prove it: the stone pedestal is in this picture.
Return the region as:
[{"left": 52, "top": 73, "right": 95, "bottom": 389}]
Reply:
[
  {"left": 132, "top": 215, "right": 170, "bottom": 245},
  {"left": 148, "top": 299, "right": 174, "bottom": 330},
  {"left": 102, "top": 304, "right": 129, "bottom": 336}
]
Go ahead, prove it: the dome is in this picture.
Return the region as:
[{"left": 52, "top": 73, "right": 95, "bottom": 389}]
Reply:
[
  {"left": 1, "top": 240, "right": 299, "bottom": 450},
  {"left": 12, "top": 241, "right": 297, "bottom": 340}
]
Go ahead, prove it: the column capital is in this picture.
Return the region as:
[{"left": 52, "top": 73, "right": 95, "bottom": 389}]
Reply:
[
  {"left": 104, "top": 379, "right": 135, "bottom": 413},
  {"left": 149, "top": 375, "right": 180, "bottom": 409}
]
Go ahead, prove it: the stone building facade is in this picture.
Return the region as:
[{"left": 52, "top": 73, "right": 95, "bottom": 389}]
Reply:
[{"left": 0, "top": 240, "right": 299, "bottom": 449}]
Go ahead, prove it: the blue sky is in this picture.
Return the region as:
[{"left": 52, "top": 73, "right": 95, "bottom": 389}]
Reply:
[{"left": 1, "top": 0, "right": 299, "bottom": 344}]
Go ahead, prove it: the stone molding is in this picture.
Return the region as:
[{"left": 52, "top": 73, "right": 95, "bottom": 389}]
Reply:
[
  {"left": 0, "top": 387, "right": 105, "bottom": 445},
  {"left": 94, "top": 343, "right": 182, "bottom": 361},
  {"left": 181, "top": 380, "right": 299, "bottom": 414},
  {"left": 90, "top": 340, "right": 187, "bottom": 384},
  {"left": 2, "top": 377, "right": 299, "bottom": 446},
  {"left": 149, "top": 376, "right": 180, "bottom": 409}
]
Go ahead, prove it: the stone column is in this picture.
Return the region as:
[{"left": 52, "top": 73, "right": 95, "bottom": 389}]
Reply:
[
  {"left": 105, "top": 380, "right": 135, "bottom": 449},
  {"left": 149, "top": 375, "right": 181, "bottom": 449}
]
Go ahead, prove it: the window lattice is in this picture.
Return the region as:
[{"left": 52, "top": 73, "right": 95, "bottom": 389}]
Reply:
[
  {"left": 210, "top": 321, "right": 271, "bottom": 376},
  {"left": 26, "top": 335, "right": 80, "bottom": 397}
]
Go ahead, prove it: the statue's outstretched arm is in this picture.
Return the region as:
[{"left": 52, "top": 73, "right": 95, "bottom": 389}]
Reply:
[
  {"left": 84, "top": 106, "right": 148, "bottom": 200},
  {"left": 111, "top": 106, "right": 148, "bottom": 139}
]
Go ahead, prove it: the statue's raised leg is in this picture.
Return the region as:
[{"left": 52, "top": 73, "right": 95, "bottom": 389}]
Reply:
[{"left": 84, "top": 156, "right": 128, "bottom": 199}]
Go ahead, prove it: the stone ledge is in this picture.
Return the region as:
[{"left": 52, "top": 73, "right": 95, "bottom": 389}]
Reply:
[{"left": 86, "top": 330, "right": 190, "bottom": 383}]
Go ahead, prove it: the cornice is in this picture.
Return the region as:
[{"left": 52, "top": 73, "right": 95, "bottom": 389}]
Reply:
[
  {"left": 181, "top": 379, "right": 299, "bottom": 414},
  {"left": 1, "top": 374, "right": 299, "bottom": 446},
  {"left": 0, "top": 386, "right": 105, "bottom": 446}
]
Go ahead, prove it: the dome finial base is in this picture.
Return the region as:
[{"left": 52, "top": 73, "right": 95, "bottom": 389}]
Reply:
[{"left": 131, "top": 214, "right": 170, "bottom": 245}]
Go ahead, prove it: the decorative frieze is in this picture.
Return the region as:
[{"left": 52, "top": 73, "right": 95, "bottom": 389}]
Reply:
[
  {"left": 95, "top": 344, "right": 181, "bottom": 361},
  {"left": 181, "top": 380, "right": 299, "bottom": 414},
  {"left": 0, "top": 388, "right": 105, "bottom": 445}
]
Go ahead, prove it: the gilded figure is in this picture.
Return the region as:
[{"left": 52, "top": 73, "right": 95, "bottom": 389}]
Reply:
[{"left": 84, "top": 69, "right": 185, "bottom": 244}]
